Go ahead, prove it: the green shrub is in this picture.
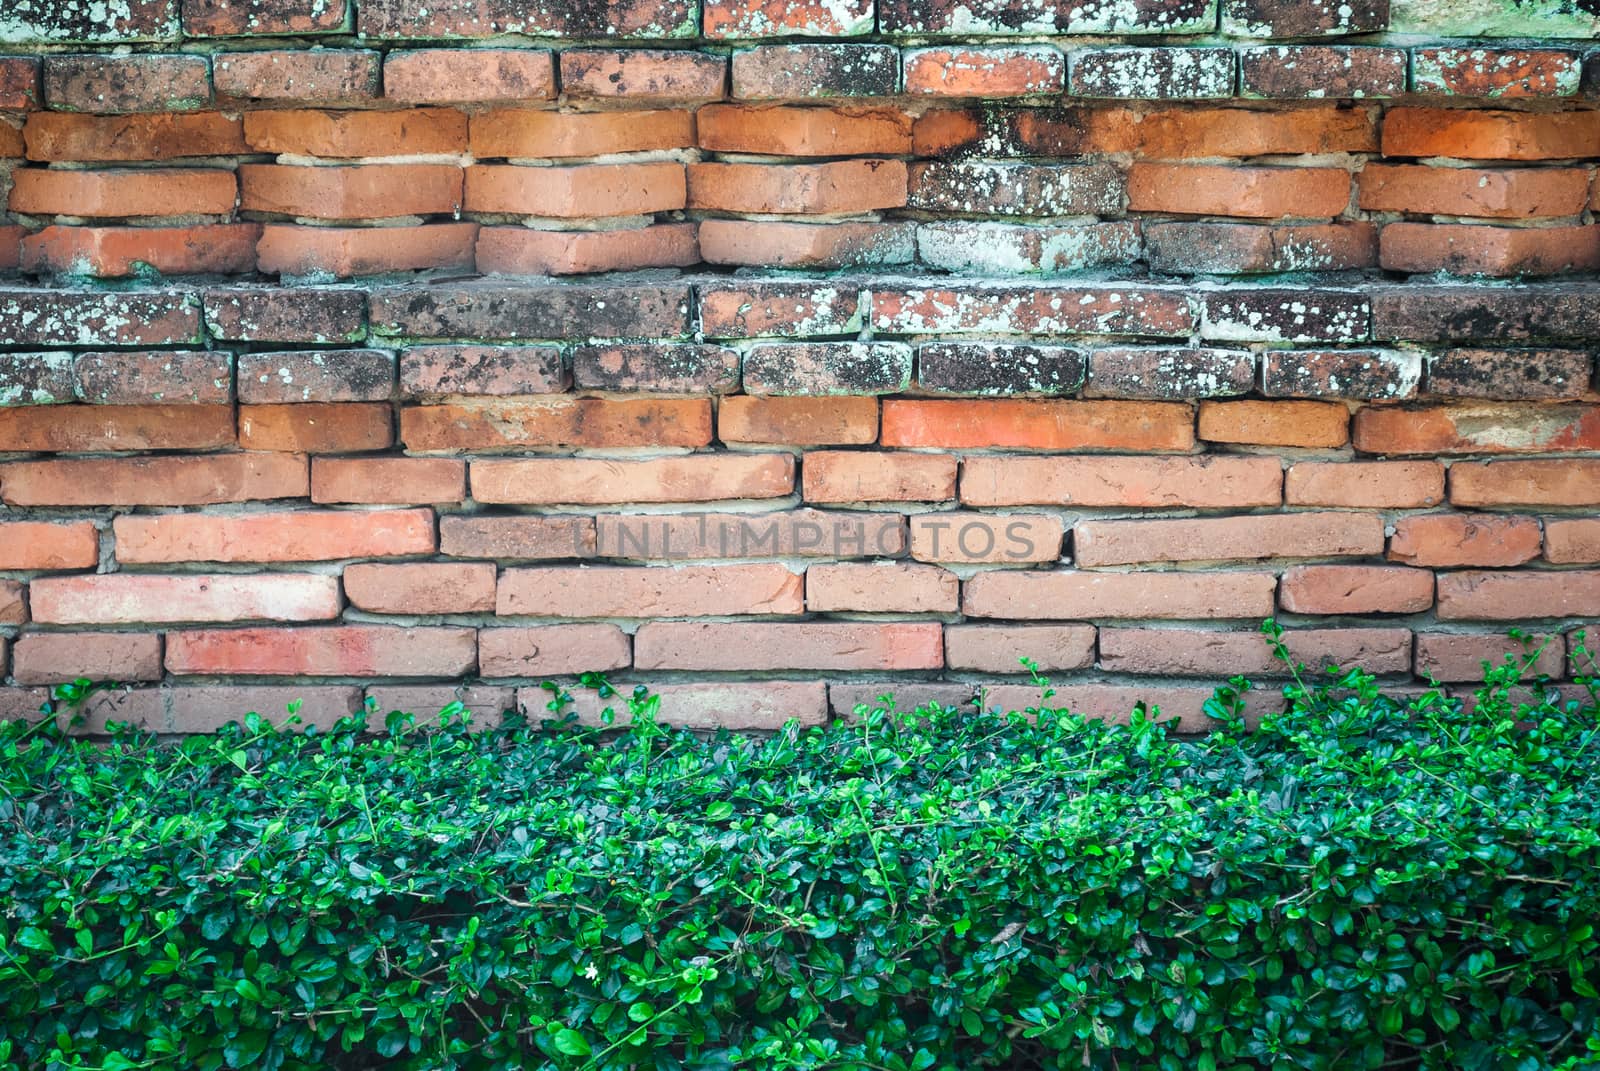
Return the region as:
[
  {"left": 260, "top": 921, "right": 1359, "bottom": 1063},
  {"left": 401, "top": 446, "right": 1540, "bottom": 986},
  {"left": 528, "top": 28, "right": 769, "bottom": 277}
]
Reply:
[{"left": 2, "top": 625, "right": 1599, "bottom": 1071}]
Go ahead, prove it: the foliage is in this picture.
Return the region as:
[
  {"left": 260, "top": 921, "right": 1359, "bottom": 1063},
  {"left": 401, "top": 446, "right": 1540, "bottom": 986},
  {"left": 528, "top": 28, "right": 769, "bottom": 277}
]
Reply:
[{"left": 2, "top": 625, "right": 1599, "bottom": 1071}]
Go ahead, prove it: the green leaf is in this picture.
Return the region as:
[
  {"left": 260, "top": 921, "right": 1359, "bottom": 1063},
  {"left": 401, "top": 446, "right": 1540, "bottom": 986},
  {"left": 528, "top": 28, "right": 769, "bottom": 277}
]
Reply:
[{"left": 552, "top": 1029, "right": 591, "bottom": 1056}]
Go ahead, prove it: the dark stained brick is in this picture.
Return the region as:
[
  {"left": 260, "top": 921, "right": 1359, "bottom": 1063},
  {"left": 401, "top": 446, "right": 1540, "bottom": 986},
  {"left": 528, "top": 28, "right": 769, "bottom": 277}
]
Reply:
[
  {"left": 1201, "top": 288, "right": 1370, "bottom": 343},
  {"left": 1222, "top": 0, "right": 1387, "bottom": 37},
  {"left": 1240, "top": 46, "right": 1406, "bottom": 99},
  {"left": 1069, "top": 47, "right": 1234, "bottom": 98},
  {"left": 881, "top": 0, "right": 1215, "bottom": 35},
  {"left": 369, "top": 283, "right": 692, "bottom": 341},
  {"left": 732, "top": 44, "right": 898, "bottom": 98},
  {"left": 358, "top": 0, "right": 696, "bottom": 38},
  {"left": 1369, "top": 285, "right": 1600, "bottom": 342},
  {"left": 573, "top": 344, "right": 740, "bottom": 393},
  {"left": 0, "top": 289, "right": 199, "bottom": 346},
  {"left": 1, "top": 0, "right": 179, "bottom": 43},
  {"left": 204, "top": 287, "right": 366, "bottom": 343},
  {"left": 183, "top": 0, "right": 350, "bottom": 35},
  {"left": 917, "top": 342, "right": 1086, "bottom": 395},
  {"left": 1087, "top": 347, "right": 1255, "bottom": 398},
  {"left": 1145, "top": 221, "right": 1376, "bottom": 274},
  {"left": 1426, "top": 348, "right": 1592, "bottom": 400},
  {"left": 908, "top": 160, "right": 1123, "bottom": 216},
  {"left": 1262, "top": 349, "right": 1421, "bottom": 399}
]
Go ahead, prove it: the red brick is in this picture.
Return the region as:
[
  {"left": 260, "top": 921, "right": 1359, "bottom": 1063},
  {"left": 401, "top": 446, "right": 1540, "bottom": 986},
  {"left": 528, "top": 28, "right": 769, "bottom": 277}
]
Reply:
[
  {"left": 239, "top": 402, "right": 392, "bottom": 453},
  {"left": 1416, "top": 632, "right": 1567, "bottom": 682},
  {"left": 243, "top": 107, "right": 466, "bottom": 156},
  {"left": 43, "top": 54, "right": 210, "bottom": 113},
  {"left": 960, "top": 455, "right": 1282, "bottom": 508},
  {"left": 23, "top": 112, "right": 245, "bottom": 161},
  {"left": 539, "top": 681, "right": 828, "bottom": 730},
  {"left": 1379, "top": 223, "right": 1600, "bottom": 277},
  {"left": 167, "top": 625, "right": 475, "bottom": 676},
  {"left": 731, "top": 43, "right": 897, "bottom": 99},
  {"left": 1199, "top": 400, "right": 1349, "bottom": 448},
  {"left": 184, "top": 0, "right": 350, "bottom": 34},
  {"left": 1285, "top": 460, "right": 1444, "bottom": 508},
  {"left": 471, "top": 454, "right": 793, "bottom": 505},
  {"left": 1382, "top": 108, "right": 1600, "bottom": 161},
  {"left": 214, "top": 50, "right": 378, "bottom": 103},
  {"left": 73, "top": 350, "right": 231, "bottom": 405},
  {"left": 1085, "top": 347, "right": 1255, "bottom": 400},
  {"left": 807, "top": 562, "right": 958, "bottom": 614},
  {"left": 560, "top": 49, "right": 724, "bottom": 100},
  {"left": 465, "top": 162, "right": 685, "bottom": 217},
  {"left": 0, "top": 57, "right": 40, "bottom": 110},
  {"left": 803, "top": 451, "right": 956, "bottom": 503},
  {"left": 594, "top": 510, "right": 904, "bottom": 561},
  {"left": 1436, "top": 571, "right": 1600, "bottom": 621},
  {"left": 1451, "top": 460, "right": 1600, "bottom": 508},
  {"left": 384, "top": 49, "right": 554, "bottom": 102},
  {"left": 1412, "top": 48, "right": 1579, "bottom": 98},
  {"left": 0, "top": 287, "right": 201, "bottom": 347},
  {"left": 910, "top": 513, "right": 1063, "bottom": 564},
  {"left": 0, "top": 404, "right": 232, "bottom": 453},
  {"left": 873, "top": 283, "right": 1194, "bottom": 337},
  {"left": 240, "top": 164, "right": 463, "bottom": 220},
  {"left": 944, "top": 624, "right": 1096, "bottom": 674},
  {"left": 698, "top": 280, "right": 862, "bottom": 339},
  {"left": 0, "top": 454, "right": 307, "bottom": 507},
  {"left": 904, "top": 46, "right": 1064, "bottom": 97},
  {"left": 698, "top": 220, "right": 914, "bottom": 269},
  {"left": 1239, "top": 46, "right": 1407, "bottom": 99},
  {"left": 1389, "top": 513, "right": 1542, "bottom": 568},
  {"left": 12, "top": 632, "right": 163, "bottom": 685},
  {"left": 704, "top": 0, "right": 872, "bottom": 37},
  {"left": 204, "top": 286, "right": 366, "bottom": 344},
  {"left": 1354, "top": 404, "right": 1600, "bottom": 456},
  {"left": 0, "top": 582, "right": 23, "bottom": 626},
  {"left": 439, "top": 516, "right": 595, "bottom": 560},
  {"left": 1357, "top": 164, "right": 1590, "bottom": 219},
  {"left": 1069, "top": 47, "right": 1234, "bottom": 99},
  {"left": 114, "top": 508, "right": 433, "bottom": 563},
  {"left": 237, "top": 349, "right": 394, "bottom": 404},
  {"left": 1144, "top": 221, "right": 1377, "bottom": 274},
  {"left": 1546, "top": 519, "right": 1600, "bottom": 564},
  {"left": 1260, "top": 348, "right": 1420, "bottom": 401},
  {"left": 478, "top": 625, "right": 630, "bottom": 677},
  {"left": 9, "top": 168, "right": 236, "bottom": 218},
  {"left": 359, "top": 0, "right": 696, "bottom": 39},
  {"left": 572, "top": 343, "right": 739, "bottom": 394},
  {"left": 964, "top": 571, "right": 1278, "bottom": 620},
  {"left": 1279, "top": 565, "right": 1434, "bottom": 615},
  {"left": 469, "top": 108, "right": 692, "bottom": 158},
  {"left": 344, "top": 562, "right": 496, "bottom": 614},
  {"left": 402, "top": 397, "right": 709, "bottom": 452},
  {"left": 169, "top": 686, "right": 363, "bottom": 733},
  {"left": 719, "top": 396, "right": 877, "bottom": 445},
  {"left": 697, "top": 104, "right": 910, "bottom": 155},
  {"left": 1077, "top": 512, "right": 1383, "bottom": 568},
  {"left": 1427, "top": 349, "right": 1592, "bottom": 400},
  {"left": 365, "top": 684, "right": 514, "bottom": 725},
  {"left": 0, "top": 225, "right": 22, "bottom": 269},
  {"left": 476, "top": 224, "right": 698, "bottom": 275},
  {"left": 0, "top": 521, "right": 99, "bottom": 570},
  {"left": 21, "top": 224, "right": 260, "bottom": 278},
  {"left": 312, "top": 457, "right": 465, "bottom": 504},
  {"left": 917, "top": 220, "right": 1139, "bottom": 274},
  {"left": 635, "top": 621, "right": 942, "bottom": 671},
  {"left": 497, "top": 564, "right": 803, "bottom": 618},
  {"left": 882, "top": 400, "right": 1195, "bottom": 452},
  {"left": 1102, "top": 626, "right": 1412, "bottom": 677},
  {"left": 400, "top": 345, "right": 565, "bottom": 397},
  {"left": 1127, "top": 163, "right": 1350, "bottom": 219},
  {"left": 31, "top": 573, "right": 341, "bottom": 625},
  {"left": 257, "top": 223, "right": 478, "bottom": 278},
  {"left": 688, "top": 159, "right": 905, "bottom": 214}
]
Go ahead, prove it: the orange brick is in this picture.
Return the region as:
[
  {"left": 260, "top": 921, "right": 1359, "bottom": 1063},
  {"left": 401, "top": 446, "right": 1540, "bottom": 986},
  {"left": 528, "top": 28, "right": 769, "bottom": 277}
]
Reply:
[
  {"left": 944, "top": 624, "right": 1096, "bottom": 673},
  {"left": 402, "top": 397, "right": 710, "bottom": 452},
  {"left": 0, "top": 121, "right": 21, "bottom": 159},
  {"left": 1546, "top": 519, "right": 1600, "bottom": 564},
  {"left": 11, "top": 632, "right": 163, "bottom": 686},
  {"left": 0, "top": 521, "right": 99, "bottom": 570},
  {"left": 243, "top": 108, "right": 467, "bottom": 156},
  {"left": 0, "top": 225, "right": 22, "bottom": 270},
  {"left": 719, "top": 396, "right": 878, "bottom": 445},
  {"left": 1388, "top": 513, "right": 1542, "bottom": 568},
  {"left": 240, "top": 164, "right": 463, "bottom": 220},
  {"left": 239, "top": 402, "right": 393, "bottom": 453},
  {"left": 802, "top": 451, "right": 956, "bottom": 503},
  {"left": 697, "top": 104, "right": 911, "bottom": 155},
  {"left": 167, "top": 625, "right": 476, "bottom": 676},
  {"left": 806, "top": 562, "right": 958, "bottom": 613},
  {"left": 0, "top": 583, "right": 23, "bottom": 626},
  {"left": 1381, "top": 108, "right": 1600, "bottom": 161},
  {"left": 964, "top": 570, "right": 1278, "bottom": 620},
  {"left": 465, "top": 162, "right": 685, "bottom": 217},
  {"left": 1379, "top": 223, "right": 1600, "bottom": 277},
  {"left": 256, "top": 223, "right": 478, "bottom": 277},
  {"left": 1412, "top": 47, "right": 1580, "bottom": 98},
  {"left": 1199, "top": 400, "right": 1349, "bottom": 448},
  {"left": 1415, "top": 631, "right": 1567, "bottom": 681},
  {"left": 882, "top": 400, "right": 1195, "bottom": 451},
  {"left": 560, "top": 49, "right": 725, "bottom": 100},
  {"left": 469, "top": 108, "right": 692, "bottom": 157},
  {"left": 440, "top": 516, "right": 595, "bottom": 560},
  {"left": 904, "top": 46, "right": 1064, "bottom": 97},
  {"left": 344, "top": 563, "right": 497, "bottom": 614},
  {"left": 497, "top": 564, "right": 803, "bottom": 618},
  {"left": 476, "top": 224, "right": 697, "bottom": 275},
  {"left": 1075, "top": 512, "right": 1383, "bottom": 568},
  {"left": 24, "top": 112, "right": 246, "bottom": 162},
  {"left": 697, "top": 220, "right": 914, "bottom": 269},
  {"left": 1451, "top": 459, "right": 1600, "bottom": 507},
  {"left": 1100, "top": 626, "right": 1412, "bottom": 678},
  {"left": 383, "top": 49, "right": 556, "bottom": 103},
  {"left": 479, "top": 624, "right": 631, "bottom": 677},
  {"left": 20, "top": 224, "right": 261, "bottom": 278},
  {"left": 9, "top": 168, "right": 236, "bottom": 218},
  {"left": 634, "top": 621, "right": 942, "bottom": 671},
  {"left": 1126, "top": 163, "right": 1350, "bottom": 219},
  {"left": 113, "top": 508, "right": 434, "bottom": 563},
  {"left": 1354, "top": 404, "right": 1600, "bottom": 456},
  {"left": 1279, "top": 565, "right": 1434, "bottom": 615},
  {"left": 0, "top": 58, "right": 38, "bottom": 110},
  {"left": 910, "top": 513, "right": 1063, "bottom": 564},
  {"left": 541, "top": 681, "right": 828, "bottom": 730},
  {"left": 687, "top": 160, "right": 906, "bottom": 214},
  {"left": 960, "top": 455, "right": 1282, "bottom": 508},
  {"left": 30, "top": 574, "right": 341, "bottom": 625},
  {"left": 470, "top": 454, "right": 793, "bottom": 505},
  {"left": 0, "top": 405, "right": 233, "bottom": 453},
  {"left": 1284, "top": 461, "right": 1445, "bottom": 508},
  {"left": 1436, "top": 570, "right": 1600, "bottom": 621},
  {"left": 214, "top": 50, "right": 379, "bottom": 104},
  {"left": 311, "top": 457, "right": 465, "bottom": 504},
  {"left": 1357, "top": 164, "right": 1590, "bottom": 219},
  {"left": 0, "top": 454, "right": 307, "bottom": 507}
]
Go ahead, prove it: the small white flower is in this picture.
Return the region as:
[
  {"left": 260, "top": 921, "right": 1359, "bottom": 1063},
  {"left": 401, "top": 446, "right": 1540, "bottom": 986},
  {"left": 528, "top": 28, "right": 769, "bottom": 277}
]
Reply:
[{"left": 583, "top": 963, "right": 599, "bottom": 981}]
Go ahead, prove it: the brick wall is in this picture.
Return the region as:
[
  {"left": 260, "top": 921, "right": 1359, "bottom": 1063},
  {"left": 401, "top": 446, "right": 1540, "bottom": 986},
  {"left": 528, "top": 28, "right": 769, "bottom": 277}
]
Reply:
[{"left": 1, "top": 0, "right": 1597, "bottom": 732}]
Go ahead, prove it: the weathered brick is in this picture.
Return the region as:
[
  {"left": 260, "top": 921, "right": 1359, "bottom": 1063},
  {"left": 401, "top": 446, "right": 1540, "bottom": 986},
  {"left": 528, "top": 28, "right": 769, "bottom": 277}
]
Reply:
[
  {"left": 944, "top": 624, "right": 1096, "bottom": 673},
  {"left": 1427, "top": 349, "right": 1591, "bottom": 400},
  {"left": 21, "top": 224, "right": 260, "bottom": 279},
  {"left": 1069, "top": 47, "right": 1233, "bottom": 99},
  {"left": 1279, "top": 564, "right": 1433, "bottom": 615},
  {"left": 312, "top": 457, "right": 465, "bottom": 504},
  {"left": 802, "top": 450, "right": 956, "bottom": 503},
  {"left": 358, "top": 0, "right": 696, "bottom": 38},
  {"left": 240, "top": 402, "right": 392, "bottom": 453},
  {"left": 497, "top": 564, "right": 803, "bottom": 618},
  {"left": 0, "top": 453, "right": 306, "bottom": 506},
  {"left": 982, "top": 682, "right": 1285, "bottom": 732},
  {"left": 1076, "top": 512, "right": 1382, "bottom": 568},
  {"left": 477, "top": 224, "right": 699, "bottom": 276},
  {"left": 908, "top": 160, "right": 1123, "bottom": 217},
  {"left": 719, "top": 396, "right": 878, "bottom": 445},
  {"left": 440, "top": 516, "right": 595, "bottom": 560},
  {"left": 0, "top": 352, "right": 74, "bottom": 405},
  {"left": 960, "top": 455, "right": 1283, "bottom": 508},
  {"left": 1547, "top": 519, "right": 1600, "bottom": 564},
  {"left": 906, "top": 46, "right": 1064, "bottom": 97},
  {"left": 561, "top": 49, "right": 724, "bottom": 99},
  {"left": 23, "top": 112, "right": 245, "bottom": 161},
  {"left": 184, "top": 0, "right": 349, "bottom": 34},
  {"left": 214, "top": 49, "right": 378, "bottom": 103},
  {"left": 635, "top": 622, "right": 942, "bottom": 671},
  {"left": 62, "top": 689, "right": 166, "bottom": 735},
  {"left": 344, "top": 562, "right": 496, "bottom": 614},
  {"left": 1144, "top": 221, "right": 1376, "bottom": 274},
  {"left": 0, "top": 57, "right": 40, "bottom": 109},
  {"left": 697, "top": 103, "right": 910, "bottom": 155},
  {"left": 384, "top": 49, "right": 555, "bottom": 102},
  {"left": 830, "top": 683, "right": 979, "bottom": 719},
  {"left": 1101, "top": 626, "right": 1412, "bottom": 677},
  {"left": 917, "top": 343, "right": 1085, "bottom": 396},
  {"left": 688, "top": 159, "right": 905, "bottom": 214},
  {"left": 31, "top": 573, "right": 340, "bottom": 624},
  {"left": 240, "top": 163, "right": 463, "bottom": 220},
  {"left": 1412, "top": 48, "right": 1580, "bottom": 98},
  {"left": 205, "top": 286, "right": 366, "bottom": 343},
  {"left": 964, "top": 570, "right": 1278, "bottom": 620},
  {"left": 0, "top": 288, "right": 199, "bottom": 346},
  {"left": 1357, "top": 164, "right": 1590, "bottom": 219},
  {"left": 1284, "top": 460, "right": 1444, "bottom": 508},
  {"left": 256, "top": 224, "right": 479, "bottom": 278},
  {"left": 469, "top": 108, "right": 691, "bottom": 157},
  {"left": 1261, "top": 349, "right": 1420, "bottom": 400},
  {"left": 0, "top": 0, "right": 180, "bottom": 43},
  {"left": 167, "top": 625, "right": 475, "bottom": 676},
  {"left": 1370, "top": 284, "right": 1600, "bottom": 342},
  {"left": 43, "top": 54, "right": 209, "bottom": 113},
  {"left": 1436, "top": 571, "right": 1600, "bottom": 621},
  {"left": 742, "top": 342, "right": 910, "bottom": 396},
  {"left": 401, "top": 397, "right": 709, "bottom": 452},
  {"left": 400, "top": 345, "right": 566, "bottom": 397},
  {"left": 880, "top": 0, "right": 1215, "bottom": 35},
  {"left": 1086, "top": 347, "right": 1254, "bottom": 399},
  {"left": 0, "top": 404, "right": 232, "bottom": 452},
  {"left": 366, "top": 685, "right": 514, "bottom": 724},
  {"left": 1415, "top": 632, "right": 1566, "bottom": 681},
  {"left": 465, "top": 162, "right": 685, "bottom": 217},
  {"left": 470, "top": 454, "right": 793, "bottom": 505},
  {"left": 114, "top": 508, "right": 433, "bottom": 563},
  {"left": 595, "top": 509, "right": 905, "bottom": 560},
  {"left": 1127, "top": 163, "right": 1350, "bottom": 218},
  {"left": 704, "top": 0, "right": 873, "bottom": 37},
  {"left": 910, "top": 513, "right": 1063, "bottom": 564},
  {"left": 807, "top": 562, "right": 959, "bottom": 613},
  {"left": 1354, "top": 403, "right": 1600, "bottom": 456},
  {"left": 1222, "top": 0, "right": 1386, "bottom": 36},
  {"left": 1200, "top": 288, "right": 1368, "bottom": 343},
  {"left": 1450, "top": 460, "right": 1600, "bottom": 508},
  {"left": 1199, "top": 399, "right": 1349, "bottom": 448},
  {"left": 169, "top": 686, "right": 363, "bottom": 732},
  {"left": 1381, "top": 108, "right": 1600, "bottom": 161},
  {"left": 0, "top": 582, "right": 23, "bottom": 626},
  {"left": 883, "top": 399, "right": 1195, "bottom": 451},
  {"left": 916, "top": 220, "right": 1140, "bottom": 274},
  {"left": 0, "top": 521, "right": 99, "bottom": 570},
  {"left": 1379, "top": 223, "right": 1600, "bottom": 277},
  {"left": 479, "top": 625, "right": 630, "bottom": 677},
  {"left": 73, "top": 350, "right": 230, "bottom": 405},
  {"left": 698, "top": 281, "right": 861, "bottom": 339},
  {"left": 244, "top": 107, "right": 467, "bottom": 156},
  {"left": 238, "top": 350, "right": 393, "bottom": 404},
  {"left": 699, "top": 220, "right": 915, "bottom": 270},
  {"left": 1239, "top": 46, "right": 1406, "bottom": 99},
  {"left": 369, "top": 282, "right": 691, "bottom": 341},
  {"left": 873, "top": 284, "right": 1194, "bottom": 337},
  {"left": 9, "top": 167, "right": 237, "bottom": 218},
  {"left": 1389, "top": 513, "right": 1542, "bottom": 568},
  {"left": 572, "top": 343, "right": 738, "bottom": 394},
  {"left": 0, "top": 225, "right": 22, "bottom": 270},
  {"left": 541, "top": 681, "right": 828, "bottom": 730},
  {"left": 731, "top": 44, "right": 897, "bottom": 99},
  {"left": 11, "top": 632, "right": 163, "bottom": 685}
]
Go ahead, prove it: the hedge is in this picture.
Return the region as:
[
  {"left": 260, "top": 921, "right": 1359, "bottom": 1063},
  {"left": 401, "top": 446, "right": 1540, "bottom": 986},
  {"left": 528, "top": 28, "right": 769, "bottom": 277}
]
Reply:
[{"left": 3, "top": 624, "right": 1599, "bottom": 1071}]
